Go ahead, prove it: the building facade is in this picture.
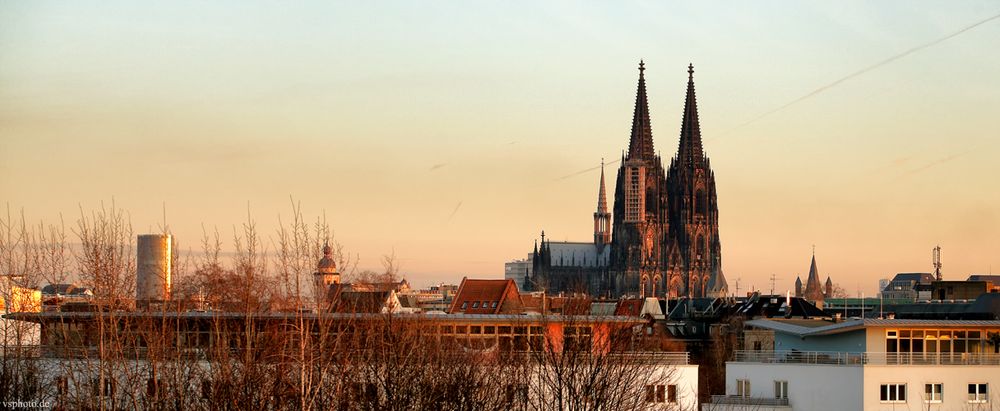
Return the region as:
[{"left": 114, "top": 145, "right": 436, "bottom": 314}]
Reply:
[
  {"left": 706, "top": 318, "right": 1000, "bottom": 410},
  {"left": 528, "top": 62, "right": 728, "bottom": 299}
]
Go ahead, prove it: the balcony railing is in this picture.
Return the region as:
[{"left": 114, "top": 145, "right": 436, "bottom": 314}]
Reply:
[
  {"left": 734, "top": 350, "right": 1000, "bottom": 366},
  {"left": 710, "top": 395, "right": 789, "bottom": 406}
]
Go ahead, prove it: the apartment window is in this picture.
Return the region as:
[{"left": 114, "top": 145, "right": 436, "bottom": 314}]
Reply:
[
  {"left": 737, "top": 379, "right": 751, "bottom": 398},
  {"left": 146, "top": 377, "right": 160, "bottom": 397},
  {"left": 644, "top": 385, "right": 669, "bottom": 403},
  {"left": 505, "top": 384, "right": 528, "bottom": 404},
  {"left": 56, "top": 375, "right": 69, "bottom": 396},
  {"left": 461, "top": 302, "right": 467, "bottom": 310},
  {"left": 491, "top": 301, "right": 498, "bottom": 309},
  {"left": 472, "top": 302, "right": 479, "bottom": 308},
  {"left": 774, "top": 380, "right": 788, "bottom": 400},
  {"left": 92, "top": 377, "right": 115, "bottom": 398},
  {"left": 968, "top": 383, "right": 988, "bottom": 403},
  {"left": 880, "top": 384, "right": 906, "bottom": 403},
  {"left": 201, "top": 380, "right": 212, "bottom": 400},
  {"left": 924, "top": 383, "right": 943, "bottom": 403}
]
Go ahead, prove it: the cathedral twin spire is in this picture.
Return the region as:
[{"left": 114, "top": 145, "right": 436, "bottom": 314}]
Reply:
[
  {"left": 677, "top": 63, "right": 706, "bottom": 168},
  {"left": 626, "top": 61, "right": 706, "bottom": 169},
  {"left": 626, "top": 61, "right": 656, "bottom": 161}
]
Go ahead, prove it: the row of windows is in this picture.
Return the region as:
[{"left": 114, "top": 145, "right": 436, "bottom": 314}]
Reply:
[
  {"left": 885, "top": 329, "right": 990, "bottom": 354},
  {"left": 460, "top": 300, "right": 499, "bottom": 310},
  {"left": 880, "top": 383, "right": 989, "bottom": 404},
  {"left": 644, "top": 384, "right": 678, "bottom": 403},
  {"left": 734, "top": 380, "right": 787, "bottom": 400},
  {"left": 735, "top": 380, "right": 989, "bottom": 404}
]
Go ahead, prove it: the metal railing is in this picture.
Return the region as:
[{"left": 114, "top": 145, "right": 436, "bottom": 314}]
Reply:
[
  {"left": 734, "top": 350, "right": 1000, "bottom": 366},
  {"left": 710, "top": 395, "right": 790, "bottom": 406}
]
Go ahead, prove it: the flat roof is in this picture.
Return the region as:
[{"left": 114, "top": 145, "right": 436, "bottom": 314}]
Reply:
[{"left": 746, "top": 318, "right": 1000, "bottom": 337}]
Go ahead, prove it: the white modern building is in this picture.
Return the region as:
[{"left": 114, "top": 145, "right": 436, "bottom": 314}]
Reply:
[
  {"left": 504, "top": 254, "right": 533, "bottom": 291},
  {"left": 705, "top": 318, "right": 1000, "bottom": 410}
]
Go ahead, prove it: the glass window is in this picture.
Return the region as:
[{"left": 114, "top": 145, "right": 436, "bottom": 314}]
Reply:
[
  {"left": 656, "top": 385, "right": 665, "bottom": 402},
  {"left": 668, "top": 385, "right": 677, "bottom": 403},
  {"left": 969, "top": 383, "right": 988, "bottom": 403},
  {"left": 774, "top": 381, "right": 788, "bottom": 399},
  {"left": 472, "top": 302, "right": 479, "bottom": 308},
  {"left": 645, "top": 385, "right": 655, "bottom": 403},
  {"left": 461, "top": 302, "right": 467, "bottom": 309},
  {"left": 924, "top": 383, "right": 943, "bottom": 403},
  {"left": 737, "top": 379, "right": 750, "bottom": 398},
  {"left": 880, "top": 384, "right": 906, "bottom": 403}
]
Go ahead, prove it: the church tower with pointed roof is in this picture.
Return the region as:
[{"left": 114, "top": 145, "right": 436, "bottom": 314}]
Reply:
[
  {"left": 610, "top": 60, "right": 670, "bottom": 298},
  {"left": 527, "top": 62, "right": 728, "bottom": 300},
  {"left": 663, "top": 64, "right": 727, "bottom": 298},
  {"left": 803, "top": 251, "right": 825, "bottom": 304},
  {"left": 594, "top": 160, "right": 611, "bottom": 249}
]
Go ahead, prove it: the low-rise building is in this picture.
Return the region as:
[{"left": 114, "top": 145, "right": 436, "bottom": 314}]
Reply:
[{"left": 705, "top": 318, "right": 1000, "bottom": 410}]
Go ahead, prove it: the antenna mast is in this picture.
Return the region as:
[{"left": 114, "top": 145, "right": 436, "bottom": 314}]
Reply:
[{"left": 933, "top": 245, "right": 942, "bottom": 281}]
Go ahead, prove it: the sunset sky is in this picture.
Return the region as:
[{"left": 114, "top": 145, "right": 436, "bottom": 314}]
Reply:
[{"left": 2, "top": 1, "right": 999, "bottom": 294}]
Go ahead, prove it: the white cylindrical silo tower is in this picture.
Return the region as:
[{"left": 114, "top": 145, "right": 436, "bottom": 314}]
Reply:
[{"left": 136, "top": 234, "right": 172, "bottom": 302}]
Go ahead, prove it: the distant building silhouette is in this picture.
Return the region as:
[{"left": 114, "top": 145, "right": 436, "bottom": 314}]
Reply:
[{"left": 527, "top": 62, "right": 727, "bottom": 299}]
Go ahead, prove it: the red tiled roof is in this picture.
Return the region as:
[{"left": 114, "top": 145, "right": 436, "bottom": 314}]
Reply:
[{"left": 449, "top": 278, "right": 520, "bottom": 314}]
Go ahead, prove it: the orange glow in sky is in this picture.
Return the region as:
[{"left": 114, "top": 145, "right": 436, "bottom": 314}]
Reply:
[{"left": 2, "top": 2, "right": 999, "bottom": 293}]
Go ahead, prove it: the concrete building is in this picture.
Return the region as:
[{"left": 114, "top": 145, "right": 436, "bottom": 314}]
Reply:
[
  {"left": 504, "top": 254, "right": 533, "bottom": 291},
  {"left": 135, "top": 234, "right": 172, "bottom": 304},
  {"left": 5, "top": 310, "right": 700, "bottom": 410},
  {"left": 881, "top": 273, "right": 935, "bottom": 301},
  {"left": 705, "top": 318, "right": 1000, "bottom": 410},
  {"left": 1, "top": 284, "right": 41, "bottom": 346}
]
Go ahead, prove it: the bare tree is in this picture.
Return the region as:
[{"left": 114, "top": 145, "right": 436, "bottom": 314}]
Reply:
[{"left": 74, "top": 201, "right": 135, "bottom": 307}]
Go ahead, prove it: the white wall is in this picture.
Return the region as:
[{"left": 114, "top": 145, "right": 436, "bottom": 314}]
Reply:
[
  {"left": 863, "top": 365, "right": 1000, "bottom": 411},
  {"left": 724, "top": 363, "right": 863, "bottom": 411}
]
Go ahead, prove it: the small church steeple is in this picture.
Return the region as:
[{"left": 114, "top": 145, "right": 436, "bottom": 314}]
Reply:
[{"left": 594, "top": 159, "right": 611, "bottom": 248}]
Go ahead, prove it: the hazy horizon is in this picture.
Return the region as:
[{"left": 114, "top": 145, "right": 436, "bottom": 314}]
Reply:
[{"left": 3, "top": 1, "right": 999, "bottom": 294}]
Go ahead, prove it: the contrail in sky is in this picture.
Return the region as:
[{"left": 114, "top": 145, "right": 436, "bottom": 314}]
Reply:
[
  {"left": 555, "top": 158, "right": 621, "bottom": 181},
  {"left": 722, "top": 11, "right": 1000, "bottom": 135},
  {"left": 446, "top": 201, "right": 463, "bottom": 223},
  {"left": 899, "top": 151, "right": 971, "bottom": 177}
]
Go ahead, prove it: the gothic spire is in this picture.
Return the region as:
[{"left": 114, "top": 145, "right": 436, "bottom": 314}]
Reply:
[
  {"left": 677, "top": 63, "right": 705, "bottom": 167},
  {"left": 626, "top": 60, "right": 655, "bottom": 161},
  {"left": 596, "top": 159, "right": 608, "bottom": 214},
  {"left": 804, "top": 251, "right": 824, "bottom": 301}
]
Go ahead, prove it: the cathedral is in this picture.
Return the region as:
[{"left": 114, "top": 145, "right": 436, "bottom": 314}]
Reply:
[{"left": 526, "top": 62, "right": 728, "bottom": 299}]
